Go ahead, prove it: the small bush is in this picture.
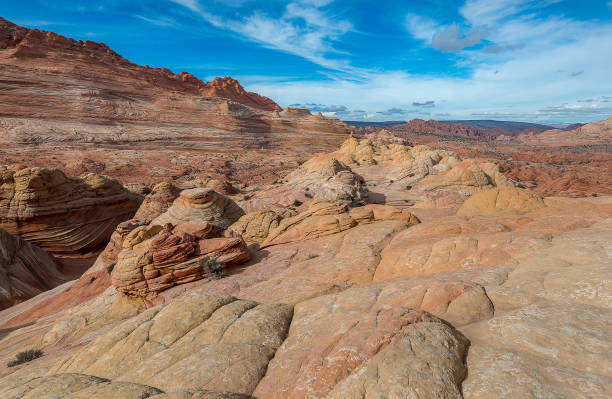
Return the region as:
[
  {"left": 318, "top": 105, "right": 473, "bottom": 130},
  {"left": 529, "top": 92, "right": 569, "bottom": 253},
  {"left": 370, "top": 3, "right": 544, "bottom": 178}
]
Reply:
[
  {"left": 88, "top": 276, "right": 96, "bottom": 285},
  {"left": 293, "top": 199, "right": 303, "bottom": 207},
  {"left": 405, "top": 185, "right": 412, "bottom": 190},
  {"left": 243, "top": 195, "right": 251, "bottom": 201},
  {"left": 304, "top": 192, "right": 313, "bottom": 199},
  {"left": 107, "top": 263, "right": 115, "bottom": 275},
  {"left": 306, "top": 254, "right": 319, "bottom": 260},
  {"left": 7, "top": 349, "right": 43, "bottom": 367},
  {"left": 201, "top": 257, "right": 226, "bottom": 280}
]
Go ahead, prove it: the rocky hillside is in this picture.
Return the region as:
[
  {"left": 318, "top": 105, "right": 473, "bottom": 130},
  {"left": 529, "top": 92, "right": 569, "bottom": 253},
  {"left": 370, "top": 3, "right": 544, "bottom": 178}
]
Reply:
[
  {"left": 0, "top": 17, "right": 351, "bottom": 186},
  {"left": 515, "top": 115, "right": 612, "bottom": 146}
]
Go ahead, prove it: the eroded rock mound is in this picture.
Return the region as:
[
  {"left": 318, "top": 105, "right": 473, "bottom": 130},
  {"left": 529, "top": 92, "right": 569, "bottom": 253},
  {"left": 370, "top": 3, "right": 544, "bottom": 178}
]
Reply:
[
  {"left": 227, "top": 208, "right": 296, "bottom": 244},
  {"left": 0, "top": 166, "right": 141, "bottom": 267},
  {"left": 153, "top": 188, "right": 245, "bottom": 230},
  {"left": 249, "top": 137, "right": 515, "bottom": 212},
  {"left": 112, "top": 222, "right": 249, "bottom": 297},
  {"left": 133, "top": 182, "right": 181, "bottom": 221},
  {"left": 0, "top": 229, "right": 66, "bottom": 309},
  {"left": 111, "top": 189, "right": 249, "bottom": 297},
  {"left": 457, "top": 187, "right": 546, "bottom": 216},
  {"left": 261, "top": 201, "right": 420, "bottom": 248}
]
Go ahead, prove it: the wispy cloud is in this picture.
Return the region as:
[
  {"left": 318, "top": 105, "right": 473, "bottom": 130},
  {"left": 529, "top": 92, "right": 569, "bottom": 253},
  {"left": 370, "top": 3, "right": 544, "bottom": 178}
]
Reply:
[
  {"left": 169, "top": 0, "right": 353, "bottom": 71},
  {"left": 134, "top": 15, "right": 176, "bottom": 27}
]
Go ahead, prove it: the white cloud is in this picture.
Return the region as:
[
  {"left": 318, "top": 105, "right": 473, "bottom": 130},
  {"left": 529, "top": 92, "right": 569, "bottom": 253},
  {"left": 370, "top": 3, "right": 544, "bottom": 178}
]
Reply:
[
  {"left": 169, "top": 0, "right": 353, "bottom": 71},
  {"left": 459, "top": 0, "right": 562, "bottom": 25},
  {"left": 405, "top": 13, "right": 440, "bottom": 42},
  {"left": 248, "top": 21, "right": 612, "bottom": 123}
]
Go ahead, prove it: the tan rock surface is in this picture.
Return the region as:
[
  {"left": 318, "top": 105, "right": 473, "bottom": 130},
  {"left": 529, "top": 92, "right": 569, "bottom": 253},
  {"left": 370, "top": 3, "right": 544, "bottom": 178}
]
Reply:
[
  {"left": 227, "top": 208, "right": 296, "bottom": 243},
  {"left": 254, "top": 285, "right": 469, "bottom": 399},
  {"left": 462, "top": 218, "right": 612, "bottom": 399},
  {"left": 52, "top": 295, "right": 292, "bottom": 395},
  {"left": 457, "top": 187, "right": 546, "bottom": 216},
  {"left": 133, "top": 182, "right": 181, "bottom": 221},
  {"left": 260, "top": 201, "right": 419, "bottom": 248}
]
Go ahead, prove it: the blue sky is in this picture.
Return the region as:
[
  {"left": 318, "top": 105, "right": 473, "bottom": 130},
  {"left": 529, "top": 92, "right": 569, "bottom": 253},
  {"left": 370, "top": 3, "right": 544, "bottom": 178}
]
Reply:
[{"left": 3, "top": 0, "right": 612, "bottom": 123}]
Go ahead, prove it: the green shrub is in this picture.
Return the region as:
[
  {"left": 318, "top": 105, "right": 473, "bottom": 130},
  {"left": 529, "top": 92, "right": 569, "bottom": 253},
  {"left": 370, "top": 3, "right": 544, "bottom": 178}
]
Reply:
[
  {"left": 107, "top": 263, "right": 115, "bottom": 275},
  {"left": 7, "top": 349, "right": 43, "bottom": 367},
  {"left": 200, "top": 257, "right": 226, "bottom": 280}
]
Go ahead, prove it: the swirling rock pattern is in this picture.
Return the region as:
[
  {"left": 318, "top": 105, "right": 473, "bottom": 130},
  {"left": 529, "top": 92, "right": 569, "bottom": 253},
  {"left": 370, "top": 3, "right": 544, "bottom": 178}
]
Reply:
[
  {"left": 0, "top": 228, "right": 66, "bottom": 309},
  {"left": 153, "top": 188, "right": 245, "bottom": 231},
  {"left": 0, "top": 165, "right": 141, "bottom": 266}
]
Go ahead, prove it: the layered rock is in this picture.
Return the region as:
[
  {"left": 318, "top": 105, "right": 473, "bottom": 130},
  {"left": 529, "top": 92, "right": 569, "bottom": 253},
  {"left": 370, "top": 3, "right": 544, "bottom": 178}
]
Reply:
[
  {"left": 0, "top": 229, "right": 66, "bottom": 309},
  {"left": 153, "top": 188, "right": 245, "bottom": 230},
  {"left": 0, "top": 165, "right": 141, "bottom": 270},
  {"left": 260, "top": 201, "right": 420, "bottom": 249},
  {"left": 111, "top": 189, "right": 249, "bottom": 297},
  {"left": 227, "top": 208, "right": 296, "bottom": 243},
  {"left": 254, "top": 285, "right": 469, "bottom": 398},
  {"left": 457, "top": 187, "right": 546, "bottom": 216},
  {"left": 517, "top": 115, "right": 612, "bottom": 146},
  {"left": 132, "top": 182, "right": 181, "bottom": 221},
  {"left": 0, "top": 18, "right": 352, "bottom": 190}
]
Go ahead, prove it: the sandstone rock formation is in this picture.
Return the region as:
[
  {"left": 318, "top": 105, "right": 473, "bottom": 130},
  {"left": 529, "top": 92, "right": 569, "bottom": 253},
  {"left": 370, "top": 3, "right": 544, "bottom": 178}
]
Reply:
[
  {"left": 132, "top": 182, "right": 181, "bottom": 221},
  {"left": 517, "top": 115, "right": 612, "bottom": 146},
  {"left": 0, "top": 20, "right": 611, "bottom": 396},
  {"left": 356, "top": 117, "right": 612, "bottom": 198},
  {"left": 247, "top": 137, "right": 513, "bottom": 212},
  {"left": 462, "top": 217, "right": 612, "bottom": 398},
  {"left": 457, "top": 187, "right": 546, "bottom": 216},
  {"left": 153, "top": 188, "right": 245, "bottom": 230},
  {"left": 227, "top": 208, "right": 296, "bottom": 243},
  {"left": 0, "top": 229, "right": 66, "bottom": 309},
  {"left": 255, "top": 287, "right": 469, "bottom": 398},
  {"left": 0, "top": 165, "right": 141, "bottom": 271},
  {"left": 110, "top": 189, "right": 249, "bottom": 297},
  {"left": 260, "top": 201, "right": 420, "bottom": 248},
  {"left": 51, "top": 295, "right": 292, "bottom": 395},
  {"left": 0, "top": 194, "right": 610, "bottom": 398}
]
